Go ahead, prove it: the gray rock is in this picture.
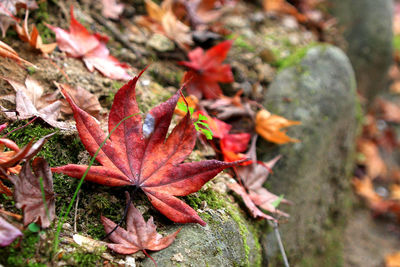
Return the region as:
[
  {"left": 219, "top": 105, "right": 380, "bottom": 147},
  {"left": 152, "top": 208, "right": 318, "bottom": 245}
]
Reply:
[
  {"left": 259, "top": 45, "right": 359, "bottom": 265},
  {"left": 141, "top": 201, "right": 262, "bottom": 267},
  {"left": 328, "top": 0, "right": 393, "bottom": 103}
]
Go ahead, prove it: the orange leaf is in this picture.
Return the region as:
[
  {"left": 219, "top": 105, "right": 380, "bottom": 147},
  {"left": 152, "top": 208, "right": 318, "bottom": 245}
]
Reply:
[
  {"left": 255, "top": 109, "right": 300, "bottom": 144},
  {"left": 385, "top": 251, "right": 400, "bottom": 267}
]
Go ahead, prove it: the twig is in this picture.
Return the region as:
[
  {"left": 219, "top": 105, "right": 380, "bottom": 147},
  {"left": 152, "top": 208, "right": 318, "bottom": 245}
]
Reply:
[
  {"left": 73, "top": 190, "right": 80, "bottom": 232},
  {"left": 269, "top": 220, "right": 290, "bottom": 267},
  {"left": 90, "top": 12, "right": 142, "bottom": 58},
  {"left": 0, "top": 208, "right": 22, "bottom": 220}
]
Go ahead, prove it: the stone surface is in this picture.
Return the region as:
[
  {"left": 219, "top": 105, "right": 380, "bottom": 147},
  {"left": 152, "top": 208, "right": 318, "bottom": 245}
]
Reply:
[
  {"left": 328, "top": 0, "right": 393, "bottom": 103},
  {"left": 259, "top": 45, "right": 359, "bottom": 265},
  {"left": 141, "top": 194, "right": 262, "bottom": 267},
  {"left": 147, "top": 33, "right": 175, "bottom": 52}
]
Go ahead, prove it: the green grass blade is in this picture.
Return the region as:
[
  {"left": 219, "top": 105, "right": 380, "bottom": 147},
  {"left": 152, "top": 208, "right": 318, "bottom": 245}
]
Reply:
[{"left": 53, "top": 113, "right": 138, "bottom": 253}]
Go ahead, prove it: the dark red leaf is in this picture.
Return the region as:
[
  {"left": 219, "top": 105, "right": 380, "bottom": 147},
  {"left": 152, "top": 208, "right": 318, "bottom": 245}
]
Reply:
[{"left": 52, "top": 71, "right": 243, "bottom": 226}]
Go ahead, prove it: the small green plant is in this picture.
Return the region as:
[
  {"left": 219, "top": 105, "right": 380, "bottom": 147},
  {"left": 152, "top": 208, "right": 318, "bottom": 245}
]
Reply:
[
  {"left": 176, "top": 101, "right": 213, "bottom": 140},
  {"left": 271, "top": 194, "right": 284, "bottom": 208}
]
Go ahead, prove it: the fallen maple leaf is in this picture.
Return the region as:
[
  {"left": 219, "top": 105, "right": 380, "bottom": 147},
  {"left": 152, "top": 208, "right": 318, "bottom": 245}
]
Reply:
[
  {"left": 102, "top": 193, "right": 180, "bottom": 263},
  {"left": 9, "top": 157, "right": 55, "bottom": 228},
  {"left": 228, "top": 181, "right": 275, "bottom": 220},
  {"left": 0, "top": 133, "right": 54, "bottom": 196},
  {"left": 136, "top": 0, "right": 193, "bottom": 50},
  {"left": 0, "top": 0, "right": 38, "bottom": 37},
  {"left": 0, "top": 137, "right": 25, "bottom": 184},
  {"left": 179, "top": 0, "right": 227, "bottom": 29},
  {"left": 15, "top": 10, "right": 57, "bottom": 55},
  {"left": 220, "top": 133, "right": 251, "bottom": 162},
  {"left": 52, "top": 71, "right": 242, "bottom": 226},
  {"left": 47, "top": 6, "right": 131, "bottom": 80},
  {"left": 179, "top": 40, "right": 234, "bottom": 99},
  {"left": 55, "top": 82, "right": 102, "bottom": 120},
  {"left": 101, "top": 0, "right": 124, "bottom": 20},
  {"left": 229, "top": 136, "right": 289, "bottom": 219},
  {"left": 0, "top": 40, "right": 35, "bottom": 67},
  {"left": 0, "top": 76, "right": 72, "bottom": 129},
  {"left": 0, "top": 215, "right": 22, "bottom": 247},
  {"left": 357, "top": 138, "right": 387, "bottom": 180},
  {"left": 0, "top": 123, "right": 7, "bottom": 132},
  {"left": 263, "top": 0, "right": 307, "bottom": 23},
  {"left": 201, "top": 90, "right": 254, "bottom": 120},
  {"left": 377, "top": 98, "right": 400, "bottom": 123},
  {"left": 255, "top": 109, "right": 300, "bottom": 144}
]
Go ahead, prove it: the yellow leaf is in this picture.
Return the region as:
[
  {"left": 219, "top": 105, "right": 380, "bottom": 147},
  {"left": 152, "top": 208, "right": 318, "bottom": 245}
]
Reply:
[
  {"left": 385, "top": 251, "right": 400, "bottom": 267},
  {"left": 255, "top": 109, "right": 300, "bottom": 144}
]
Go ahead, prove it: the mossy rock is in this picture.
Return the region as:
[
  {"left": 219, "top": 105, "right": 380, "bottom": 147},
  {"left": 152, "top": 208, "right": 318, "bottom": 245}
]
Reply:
[
  {"left": 328, "top": 0, "right": 393, "bottom": 103},
  {"left": 259, "top": 45, "right": 359, "bottom": 266},
  {"left": 141, "top": 189, "right": 263, "bottom": 267}
]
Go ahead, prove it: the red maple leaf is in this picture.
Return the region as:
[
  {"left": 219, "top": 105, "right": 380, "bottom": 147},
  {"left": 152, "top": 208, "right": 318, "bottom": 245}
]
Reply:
[
  {"left": 102, "top": 193, "right": 180, "bottom": 263},
  {"left": 220, "top": 132, "right": 251, "bottom": 163},
  {"left": 46, "top": 6, "right": 131, "bottom": 80},
  {"left": 179, "top": 40, "right": 234, "bottom": 99},
  {"left": 52, "top": 71, "right": 241, "bottom": 226}
]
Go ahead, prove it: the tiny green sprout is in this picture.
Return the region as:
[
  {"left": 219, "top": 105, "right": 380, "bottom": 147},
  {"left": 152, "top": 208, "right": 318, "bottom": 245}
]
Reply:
[
  {"left": 27, "top": 66, "right": 36, "bottom": 75},
  {"left": 176, "top": 101, "right": 213, "bottom": 140},
  {"left": 271, "top": 195, "right": 284, "bottom": 208},
  {"left": 28, "top": 222, "right": 40, "bottom": 233}
]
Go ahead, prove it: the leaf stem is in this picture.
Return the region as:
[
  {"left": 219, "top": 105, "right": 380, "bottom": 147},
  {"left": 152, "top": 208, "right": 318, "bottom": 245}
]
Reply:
[
  {"left": 2, "top": 117, "right": 38, "bottom": 138},
  {"left": 143, "top": 249, "right": 158, "bottom": 267},
  {"left": 52, "top": 113, "right": 139, "bottom": 254}
]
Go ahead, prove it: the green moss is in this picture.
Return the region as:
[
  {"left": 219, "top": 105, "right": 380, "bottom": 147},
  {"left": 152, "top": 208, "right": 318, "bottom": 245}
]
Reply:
[
  {"left": 5, "top": 121, "right": 83, "bottom": 167},
  {"left": 184, "top": 187, "right": 227, "bottom": 211},
  {"left": 112, "top": 81, "right": 124, "bottom": 91},
  {"left": 228, "top": 35, "right": 256, "bottom": 52},
  {"left": 33, "top": 1, "right": 55, "bottom": 42},
  {"left": 225, "top": 205, "right": 250, "bottom": 267},
  {"left": 0, "top": 230, "right": 46, "bottom": 266},
  {"left": 394, "top": 35, "right": 400, "bottom": 53},
  {"left": 276, "top": 45, "right": 311, "bottom": 71},
  {"left": 63, "top": 244, "right": 106, "bottom": 266},
  {"left": 3, "top": 121, "right": 85, "bottom": 214}
]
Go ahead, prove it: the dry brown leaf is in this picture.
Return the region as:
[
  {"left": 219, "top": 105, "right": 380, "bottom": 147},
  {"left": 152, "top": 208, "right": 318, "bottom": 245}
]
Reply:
[
  {"left": 136, "top": 0, "right": 193, "bottom": 50},
  {"left": 357, "top": 138, "right": 387, "bottom": 179},
  {"left": 15, "top": 11, "right": 56, "bottom": 55},
  {"left": 102, "top": 193, "right": 181, "bottom": 258},
  {"left": 378, "top": 99, "right": 400, "bottom": 123},
  {"left": 0, "top": 40, "right": 35, "bottom": 67},
  {"left": 255, "top": 109, "right": 300, "bottom": 144},
  {"left": 9, "top": 157, "right": 55, "bottom": 228},
  {"left": 0, "top": 76, "right": 72, "bottom": 129},
  {"left": 0, "top": 0, "right": 38, "bottom": 37},
  {"left": 263, "top": 0, "right": 307, "bottom": 22},
  {"left": 391, "top": 184, "right": 400, "bottom": 201},
  {"left": 352, "top": 177, "right": 382, "bottom": 205},
  {"left": 55, "top": 82, "right": 101, "bottom": 119}
]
